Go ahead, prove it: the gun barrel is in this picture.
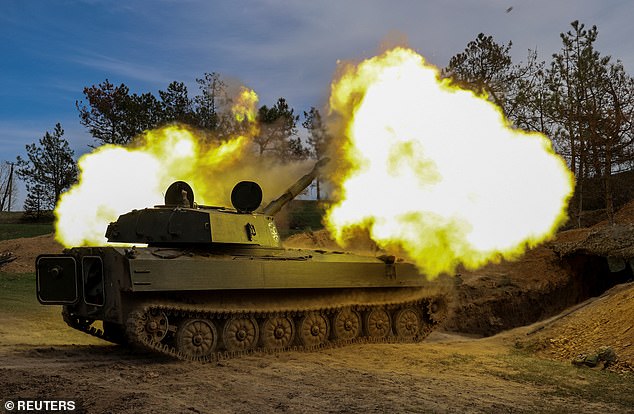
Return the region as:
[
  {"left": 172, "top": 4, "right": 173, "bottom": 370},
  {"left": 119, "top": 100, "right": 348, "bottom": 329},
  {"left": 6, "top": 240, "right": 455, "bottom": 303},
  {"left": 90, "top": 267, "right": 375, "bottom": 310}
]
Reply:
[{"left": 262, "top": 157, "right": 330, "bottom": 216}]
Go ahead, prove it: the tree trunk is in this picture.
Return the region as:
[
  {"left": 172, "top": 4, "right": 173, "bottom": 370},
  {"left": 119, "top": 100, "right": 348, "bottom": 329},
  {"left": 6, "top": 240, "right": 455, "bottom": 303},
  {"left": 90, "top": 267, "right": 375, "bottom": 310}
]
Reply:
[
  {"left": 576, "top": 145, "right": 585, "bottom": 228},
  {"left": 604, "top": 149, "right": 614, "bottom": 224}
]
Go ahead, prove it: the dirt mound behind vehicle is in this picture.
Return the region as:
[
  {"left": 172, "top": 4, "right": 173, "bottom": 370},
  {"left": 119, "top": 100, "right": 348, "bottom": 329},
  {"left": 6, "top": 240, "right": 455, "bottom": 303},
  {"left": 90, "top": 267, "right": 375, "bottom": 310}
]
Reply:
[
  {"left": 0, "top": 234, "right": 63, "bottom": 273},
  {"left": 284, "top": 227, "right": 381, "bottom": 254},
  {"left": 518, "top": 282, "right": 634, "bottom": 372}
]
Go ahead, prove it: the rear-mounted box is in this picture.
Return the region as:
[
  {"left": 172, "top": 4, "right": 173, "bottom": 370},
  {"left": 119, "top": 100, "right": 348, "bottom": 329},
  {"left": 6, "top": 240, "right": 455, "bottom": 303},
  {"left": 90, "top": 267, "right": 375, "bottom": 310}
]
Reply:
[{"left": 36, "top": 255, "right": 78, "bottom": 305}]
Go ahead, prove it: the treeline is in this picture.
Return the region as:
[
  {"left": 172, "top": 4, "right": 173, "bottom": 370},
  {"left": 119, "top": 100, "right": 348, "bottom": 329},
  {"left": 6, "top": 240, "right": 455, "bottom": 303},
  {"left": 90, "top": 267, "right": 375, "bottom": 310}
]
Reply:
[
  {"left": 443, "top": 21, "right": 634, "bottom": 224},
  {"left": 74, "top": 73, "right": 329, "bottom": 161},
  {"left": 13, "top": 73, "right": 330, "bottom": 218},
  {"left": 10, "top": 20, "right": 634, "bottom": 225}
]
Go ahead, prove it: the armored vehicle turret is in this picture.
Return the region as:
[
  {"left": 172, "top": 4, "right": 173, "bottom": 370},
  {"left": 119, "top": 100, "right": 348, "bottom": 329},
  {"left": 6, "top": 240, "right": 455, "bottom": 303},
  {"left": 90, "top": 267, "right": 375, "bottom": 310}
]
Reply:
[{"left": 36, "top": 159, "right": 451, "bottom": 361}]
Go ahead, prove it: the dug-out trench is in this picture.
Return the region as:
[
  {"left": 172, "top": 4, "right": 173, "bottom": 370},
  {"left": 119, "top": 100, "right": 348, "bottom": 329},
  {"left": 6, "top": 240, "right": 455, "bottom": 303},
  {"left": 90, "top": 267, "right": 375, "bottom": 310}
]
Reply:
[{"left": 444, "top": 252, "right": 633, "bottom": 337}]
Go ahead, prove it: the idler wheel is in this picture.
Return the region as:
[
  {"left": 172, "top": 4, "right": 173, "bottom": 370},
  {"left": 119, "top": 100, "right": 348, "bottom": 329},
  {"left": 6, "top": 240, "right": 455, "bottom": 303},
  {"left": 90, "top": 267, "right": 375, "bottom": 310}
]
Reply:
[
  {"left": 333, "top": 308, "right": 361, "bottom": 341},
  {"left": 260, "top": 316, "right": 295, "bottom": 350},
  {"left": 223, "top": 317, "right": 259, "bottom": 352},
  {"left": 176, "top": 319, "right": 218, "bottom": 358},
  {"left": 298, "top": 311, "right": 329, "bottom": 347},
  {"left": 394, "top": 307, "right": 422, "bottom": 341},
  {"left": 144, "top": 311, "right": 169, "bottom": 343},
  {"left": 364, "top": 308, "right": 391, "bottom": 339}
]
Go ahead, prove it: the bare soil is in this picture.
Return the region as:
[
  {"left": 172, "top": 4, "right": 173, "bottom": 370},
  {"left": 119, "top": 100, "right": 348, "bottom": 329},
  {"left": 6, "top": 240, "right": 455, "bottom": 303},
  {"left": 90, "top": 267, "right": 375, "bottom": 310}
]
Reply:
[
  {"left": 1, "top": 308, "right": 632, "bottom": 414},
  {"left": 0, "top": 233, "right": 63, "bottom": 273},
  {"left": 519, "top": 282, "right": 634, "bottom": 373}
]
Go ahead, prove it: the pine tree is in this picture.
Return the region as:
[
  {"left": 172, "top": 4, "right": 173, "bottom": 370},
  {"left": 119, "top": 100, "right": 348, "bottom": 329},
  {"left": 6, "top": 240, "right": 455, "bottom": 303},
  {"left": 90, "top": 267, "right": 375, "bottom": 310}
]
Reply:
[
  {"left": 16, "top": 123, "right": 78, "bottom": 214},
  {"left": 255, "top": 98, "right": 308, "bottom": 160}
]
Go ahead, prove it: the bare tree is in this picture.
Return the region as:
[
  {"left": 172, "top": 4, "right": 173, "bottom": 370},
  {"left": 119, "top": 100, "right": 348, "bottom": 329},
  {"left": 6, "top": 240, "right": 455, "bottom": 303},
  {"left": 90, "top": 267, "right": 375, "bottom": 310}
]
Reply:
[
  {"left": 0, "top": 162, "right": 17, "bottom": 211},
  {"left": 194, "top": 72, "right": 228, "bottom": 132},
  {"left": 303, "top": 107, "right": 332, "bottom": 199}
]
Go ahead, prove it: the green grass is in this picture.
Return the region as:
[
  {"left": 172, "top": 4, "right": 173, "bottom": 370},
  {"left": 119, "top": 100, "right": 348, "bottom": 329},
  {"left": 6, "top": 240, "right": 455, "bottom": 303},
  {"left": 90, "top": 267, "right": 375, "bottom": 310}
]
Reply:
[
  {"left": 496, "top": 349, "right": 634, "bottom": 410},
  {"left": 0, "top": 272, "right": 41, "bottom": 314},
  {"left": 0, "top": 211, "right": 54, "bottom": 223},
  {"left": 0, "top": 211, "right": 26, "bottom": 224},
  {"left": 437, "top": 352, "right": 477, "bottom": 366},
  {"left": 0, "top": 223, "right": 54, "bottom": 241}
]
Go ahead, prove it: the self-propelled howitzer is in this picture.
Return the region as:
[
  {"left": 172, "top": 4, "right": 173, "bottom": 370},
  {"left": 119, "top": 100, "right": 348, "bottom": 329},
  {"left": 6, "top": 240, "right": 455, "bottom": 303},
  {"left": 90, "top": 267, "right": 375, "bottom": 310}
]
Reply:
[{"left": 36, "top": 159, "right": 451, "bottom": 361}]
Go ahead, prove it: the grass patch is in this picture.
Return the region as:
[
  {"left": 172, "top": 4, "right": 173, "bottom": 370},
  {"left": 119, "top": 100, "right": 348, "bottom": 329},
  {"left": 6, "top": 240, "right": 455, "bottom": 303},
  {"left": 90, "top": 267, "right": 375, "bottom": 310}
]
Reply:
[
  {"left": 438, "top": 352, "right": 477, "bottom": 366},
  {"left": 0, "top": 272, "right": 42, "bottom": 314},
  {"left": 0, "top": 211, "right": 54, "bottom": 224},
  {"left": 0, "top": 271, "right": 99, "bottom": 345},
  {"left": 0, "top": 211, "right": 26, "bottom": 224},
  {"left": 496, "top": 350, "right": 634, "bottom": 409},
  {"left": 0, "top": 223, "right": 54, "bottom": 241}
]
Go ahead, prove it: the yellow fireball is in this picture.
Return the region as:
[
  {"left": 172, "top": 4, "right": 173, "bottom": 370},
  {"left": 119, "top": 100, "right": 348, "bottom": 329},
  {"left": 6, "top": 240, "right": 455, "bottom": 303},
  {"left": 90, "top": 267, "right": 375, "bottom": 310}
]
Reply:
[{"left": 326, "top": 47, "right": 574, "bottom": 277}]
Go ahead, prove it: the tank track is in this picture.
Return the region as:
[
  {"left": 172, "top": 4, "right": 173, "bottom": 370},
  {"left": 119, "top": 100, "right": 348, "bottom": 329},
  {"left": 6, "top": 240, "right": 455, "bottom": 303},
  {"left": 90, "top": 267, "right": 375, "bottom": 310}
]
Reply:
[{"left": 119, "top": 295, "right": 449, "bottom": 363}]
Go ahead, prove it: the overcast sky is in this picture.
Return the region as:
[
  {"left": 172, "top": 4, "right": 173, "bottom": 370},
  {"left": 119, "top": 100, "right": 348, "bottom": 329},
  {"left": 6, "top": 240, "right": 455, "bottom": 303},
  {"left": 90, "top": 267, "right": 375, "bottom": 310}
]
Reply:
[{"left": 1, "top": 0, "right": 633, "bottom": 207}]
